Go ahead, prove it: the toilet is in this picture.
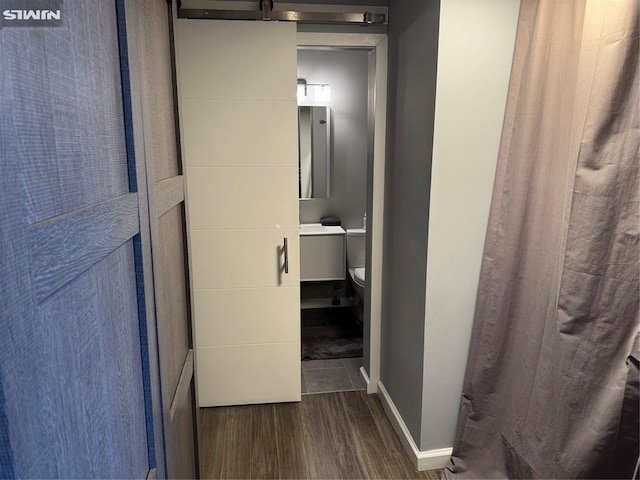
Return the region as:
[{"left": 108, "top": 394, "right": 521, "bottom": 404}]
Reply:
[{"left": 346, "top": 229, "right": 366, "bottom": 323}]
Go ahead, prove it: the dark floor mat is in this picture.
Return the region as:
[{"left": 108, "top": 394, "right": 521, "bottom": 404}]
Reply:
[
  {"left": 302, "top": 336, "right": 363, "bottom": 360},
  {"left": 301, "top": 307, "right": 363, "bottom": 360}
]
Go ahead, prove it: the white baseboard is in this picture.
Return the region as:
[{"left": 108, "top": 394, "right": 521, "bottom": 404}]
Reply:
[
  {"left": 377, "top": 381, "right": 452, "bottom": 471},
  {"left": 359, "top": 366, "right": 377, "bottom": 394}
]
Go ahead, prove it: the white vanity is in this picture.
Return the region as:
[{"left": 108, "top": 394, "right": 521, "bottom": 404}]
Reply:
[{"left": 299, "top": 223, "right": 346, "bottom": 281}]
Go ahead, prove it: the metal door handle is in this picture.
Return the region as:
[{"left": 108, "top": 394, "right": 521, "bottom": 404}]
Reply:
[{"left": 283, "top": 237, "right": 289, "bottom": 274}]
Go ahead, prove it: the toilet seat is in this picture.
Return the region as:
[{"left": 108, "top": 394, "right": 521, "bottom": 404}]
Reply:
[{"left": 352, "top": 267, "right": 366, "bottom": 287}]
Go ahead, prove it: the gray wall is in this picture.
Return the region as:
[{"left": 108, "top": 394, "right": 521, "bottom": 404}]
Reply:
[
  {"left": 298, "top": 49, "right": 369, "bottom": 230},
  {"left": 382, "top": 0, "right": 520, "bottom": 453},
  {"left": 381, "top": 0, "right": 440, "bottom": 446},
  {"left": 421, "top": 0, "right": 521, "bottom": 451}
]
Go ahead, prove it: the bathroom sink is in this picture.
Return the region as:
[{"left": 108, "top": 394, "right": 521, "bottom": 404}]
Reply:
[
  {"left": 299, "top": 223, "right": 346, "bottom": 236},
  {"left": 299, "top": 224, "right": 346, "bottom": 281}
]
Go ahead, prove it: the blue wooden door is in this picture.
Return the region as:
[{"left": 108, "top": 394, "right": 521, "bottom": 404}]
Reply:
[{"left": 0, "top": 1, "right": 161, "bottom": 477}]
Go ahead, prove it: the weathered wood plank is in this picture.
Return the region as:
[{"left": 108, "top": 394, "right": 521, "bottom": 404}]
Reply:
[
  {"left": 118, "top": 0, "right": 170, "bottom": 474},
  {"left": 221, "top": 406, "right": 253, "bottom": 479},
  {"left": 320, "top": 393, "right": 369, "bottom": 479},
  {"left": 420, "top": 468, "right": 444, "bottom": 479},
  {"left": 136, "top": 5, "right": 196, "bottom": 477},
  {"left": 275, "top": 403, "right": 310, "bottom": 479},
  {"left": 167, "top": 380, "right": 196, "bottom": 480},
  {"left": 250, "top": 404, "right": 278, "bottom": 479},
  {"left": 29, "top": 193, "right": 139, "bottom": 302},
  {"left": 362, "top": 392, "right": 426, "bottom": 479},
  {"left": 196, "top": 391, "right": 447, "bottom": 480},
  {"left": 198, "top": 407, "right": 227, "bottom": 479},
  {"left": 348, "top": 413, "right": 397, "bottom": 479},
  {"left": 339, "top": 389, "right": 371, "bottom": 417},
  {"left": 155, "top": 207, "right": 191, "bottom": 407},
  {"left": 154, "top": 175, "right": 184, "bottom": 218},
  {"left": 299, "top": 394, "right": 340, "bottom": 479},
  {"left": 169, "top": 349, "right": 193, "bottom": 423}
]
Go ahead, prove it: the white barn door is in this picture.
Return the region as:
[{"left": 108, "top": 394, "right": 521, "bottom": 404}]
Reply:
[{"left": 175, "top": 20, "right": 300, "bottom": 406}]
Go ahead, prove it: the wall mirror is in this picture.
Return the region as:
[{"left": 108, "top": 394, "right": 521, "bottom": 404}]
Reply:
[{"left": 298, "top": 105, "right": 331, "bottom": 199}]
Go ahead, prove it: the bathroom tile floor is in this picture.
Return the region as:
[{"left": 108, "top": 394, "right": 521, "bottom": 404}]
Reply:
[{"left": 302, "top": 357, "right": 365, "bottom": 394}]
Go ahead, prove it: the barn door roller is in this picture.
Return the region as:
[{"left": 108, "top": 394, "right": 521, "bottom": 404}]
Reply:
[
  {"left": 178, "top": 0, "right": 387, "bottom": 25},
  {"left": 260, "top": 0, "right": 272, "bottom": 21}
]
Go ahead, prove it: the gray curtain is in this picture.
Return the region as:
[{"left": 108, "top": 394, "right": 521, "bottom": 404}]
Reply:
[{"left": 444, "top": 0, "right": 639, "bottom": 478}]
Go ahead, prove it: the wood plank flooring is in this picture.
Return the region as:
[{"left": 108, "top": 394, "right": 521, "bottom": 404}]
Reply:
[{"left": 199, "top": 391, "right": 443, "bottom": 480}]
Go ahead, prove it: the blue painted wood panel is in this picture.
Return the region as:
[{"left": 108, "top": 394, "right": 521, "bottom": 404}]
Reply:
[
  {"left": 155, "top": 176, "right": 185, "bottom": 217},
  {"left": 3, "top": 3, "right": 130, "bottom": 225},
  {"left": 35, "top": 244, "right": 148, "bottom": 477},
  {"left": 0, "top": 371, "right": 15, "bottom": 479},
  {"left": 121, "top": 0, "right": 197, "bottom": 477},
  {"left": 132, "top": 0, "right": 197, "bottom": 475},
  {"left": 29, "top": 193, "right": 140, "bottom": 302},
  {"left": 116, "top": 0, "right": 164, "bottom": 473},
  {"left": 0, "top": 0, "right": 153, "bottom": 477}
]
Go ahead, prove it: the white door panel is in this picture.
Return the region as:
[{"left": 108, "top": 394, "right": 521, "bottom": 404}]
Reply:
[
  {"left": 194, "top": 287, "right": 300, "bottom": 347},
  {"left": 176, "top": 20, "right": 300, "bottom": 406},
  {"left": 186, "top": 167, "right": 299, "bottom": 230},
  {"left": 190, "top": 229, "right": 300, "bottom": 289},
  {"left": 176, "top": 22, "right": 296, "bottom": 100},
  {"left": 196, "top": 343, "right": 301, "bottom": 406},
  {"left": 181, "top": 99, "right": 297, "bottom": 167}
]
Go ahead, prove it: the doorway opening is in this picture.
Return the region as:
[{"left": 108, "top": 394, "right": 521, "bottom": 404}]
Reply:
[
  {"left": 298, "top": 47, "right": 369, "bottom": 394},
  {"left": 296, "top": 33, "right": 387, "bottom": 396}
]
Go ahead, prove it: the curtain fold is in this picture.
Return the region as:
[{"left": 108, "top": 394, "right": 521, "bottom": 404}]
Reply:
[{"left": 444, "top": 1, "right": 639, "bottom": 478}]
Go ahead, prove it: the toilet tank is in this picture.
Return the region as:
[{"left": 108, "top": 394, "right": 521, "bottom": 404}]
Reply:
[{"left": 346, "top": 229, "right": 366, "bottom": 268}]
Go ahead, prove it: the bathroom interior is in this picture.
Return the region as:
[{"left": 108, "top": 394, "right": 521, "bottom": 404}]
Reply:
[{"left": 297, "top": 47, "right": 370, "bottom": 394}]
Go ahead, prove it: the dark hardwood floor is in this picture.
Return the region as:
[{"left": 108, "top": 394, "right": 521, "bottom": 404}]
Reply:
[{"left": 198, "top": 390, "right": 443, "bottom": 479}]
